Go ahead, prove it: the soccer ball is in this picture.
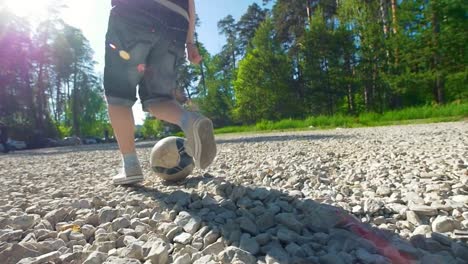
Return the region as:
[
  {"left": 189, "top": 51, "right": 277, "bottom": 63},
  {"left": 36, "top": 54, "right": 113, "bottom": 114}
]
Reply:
[{"left": 150, "top": 136, "right": 195, "bottom": 182}]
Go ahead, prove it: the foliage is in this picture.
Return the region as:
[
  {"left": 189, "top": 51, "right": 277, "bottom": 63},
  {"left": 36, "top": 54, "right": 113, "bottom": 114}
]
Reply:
[
  {"left": 214, "top": 103, "right": 468, "bottom": 134},
  {"left": 1, "top": 0, "right": 466, "bottom": 143},
  {"left": 141, "top": 117, "right": 164, "bottom": 139},
  {"left": 0, "top": 7, "right": 110, "bottom": 143},
  {"left": 234, "top": 19, "right": 299, "bottom": 123}
]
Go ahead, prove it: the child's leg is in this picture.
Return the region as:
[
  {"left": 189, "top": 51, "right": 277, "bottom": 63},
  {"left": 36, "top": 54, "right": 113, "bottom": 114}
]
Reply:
[
  {"left": 108, "top": 104, "right": 143, "bottom": 185},
  {"left": 146, "top": 99, "right": 184, "bottom": 126},
  {"left": 103, "top": 9, "right": 157, "bottom": 185},
  {"left": 108, "top": 104, "right": 137, "bottom": 154},
  {"left": 146, "top": 100, "right": 217, "bottom": 169}
]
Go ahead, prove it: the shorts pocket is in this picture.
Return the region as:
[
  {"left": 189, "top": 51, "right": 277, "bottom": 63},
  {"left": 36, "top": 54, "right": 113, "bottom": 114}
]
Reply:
[
  {"left": 168, "top": 39, "right": 186, "bottom": 70},
  {"left": 106, "top": 13, "right": 149, "bottom": 52},
  {"left": 106, "top": 17, "right": 130, "bottom": 51}
]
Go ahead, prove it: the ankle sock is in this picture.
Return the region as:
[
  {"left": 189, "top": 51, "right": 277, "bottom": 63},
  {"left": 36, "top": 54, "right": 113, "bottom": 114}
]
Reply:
[
  {"left": 122, "top": 153, "right": 142, "bottom": 175},
  {"left": 180, "top": 111, "right": 192, "bottom": 132}
]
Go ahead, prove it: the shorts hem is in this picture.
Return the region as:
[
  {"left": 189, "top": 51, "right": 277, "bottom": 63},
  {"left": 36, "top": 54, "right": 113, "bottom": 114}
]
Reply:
[
  {"left": 106, "top": 96, "right": 136, "bottom": 108},
  {"left": 142, "top": 98, "right": 177, "bottom": 112}
]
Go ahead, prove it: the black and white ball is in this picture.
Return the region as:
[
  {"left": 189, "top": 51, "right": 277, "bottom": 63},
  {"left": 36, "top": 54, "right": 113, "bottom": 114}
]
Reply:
[{"left": 150, "top": 136, "right": 195, "bottom": 182}]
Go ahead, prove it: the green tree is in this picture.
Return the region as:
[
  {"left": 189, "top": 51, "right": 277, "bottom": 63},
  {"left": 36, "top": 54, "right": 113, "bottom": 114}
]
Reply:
[
  {"left": 141, "top": 117, "right": 164, "bottom": 139},
  {"left": 234, "top": 19, "right": 298, "bottom": 124},
  {"left": 197, "top": 52, "right": 234, "bottom": 127},
  {"left": 0, "top": 10, "right": 37, "bottom": 140},
  {"left": 218, "top": 15, "right": 239, "bottom": 71},
  {"left": 303, "top": 9, "right": 351, "bottom": 115},
  {"left": 236, "top": 3, "right": 268, "bottom": 56},
  {"left": 0, "top": 3, "right": 110, "bottom": 143}
]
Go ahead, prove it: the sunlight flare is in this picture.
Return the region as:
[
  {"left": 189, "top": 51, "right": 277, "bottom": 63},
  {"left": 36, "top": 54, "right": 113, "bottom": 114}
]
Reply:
[{"left": 4, "top": 0, "right": 53, "bottom": 19}]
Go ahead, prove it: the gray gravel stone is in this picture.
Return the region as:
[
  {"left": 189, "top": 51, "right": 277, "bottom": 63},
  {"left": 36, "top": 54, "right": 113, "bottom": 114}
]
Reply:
[
  {"left": 202, "top": 241, "right": 225, "bottom": 256},
  {"left": 0, "top": 230, "right": 23, "bottom": 242},
  {"left": 103, "top": 256, "right": 142, "bottom": 264},
  {"left": 1, "top": 122, "right": 467, "bottom": 264},
  {"left": 238, "top": 217, "right": 258, "bottom": 235},
  {"left": 275, "top": 213, "right": 303, "bottom": 233},
  {"left": 0, "top": 243, "right": 41, "bottom": 264},
  {"left": 17, "top": 251, "right": 60, "bottom": 264},
  {"left": 432, "top": 216, "right": 457, "bottom": 233},
  {"left": 83, "top": 251, "right": 108, "bottom": 264},
  {"left": 12, "top": 215, "right": 35, "bottom": 230},
  {"left": 99, "top": 208, "right": 119, "bottom": 224},
  {"left": 413, "top": 225, "right": 432, "bottom": 236},
  {"left": 364, "top": 198, "right": 383, "bottom": 214},
  {"left": 409, "top": 205, "right": 438, "bottom": 216},
  {"left": 406, "top": 211, "right": 422, "bottom": 226},
  {"left": 183, "top": 215, "right": 202, "bottom": 235},
  {"left": 203, "top": 229, "right": 220, "bottom": 247},
  {"left": 193, "top": 255, "right": 215, "bottom": 264},
  {"left": 112, "top": 217, "right": 131, "bottom": 231},
  {"left": 451, "top": 242, "right": 468, "bottom": 260},
  {"left": 145, "top": 238, "right": 169, "bottom": 264},
  {"left": 319, "top": 253, "right": 346, "bottom": 264},
  {"left": 256, "top": 212, "right": 276, "bottom": 232},
  {"left": 219, "top": 246, "right": 256, "bottom": 264},
  {"left": 173, "top": 232, "right": 192, "bottom": 245},
  {"left": 239, "top": 233, "right": 260, "bottom": 255},
  {"left": 173, "top": 253, "right": 191, "bottom": 264},
  {"left": 355, "top": 248, "right": 390, "bottom": 264}
]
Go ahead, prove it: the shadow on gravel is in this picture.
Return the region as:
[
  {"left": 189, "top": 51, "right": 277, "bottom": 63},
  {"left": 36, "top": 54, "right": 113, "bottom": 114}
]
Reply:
[{"left": 125, "top": 174, "right": 467, "bottom": 264}]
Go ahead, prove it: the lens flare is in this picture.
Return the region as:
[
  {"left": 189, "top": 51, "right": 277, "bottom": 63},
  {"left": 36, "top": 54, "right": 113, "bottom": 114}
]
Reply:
[
  {"left": 4, "top": 0, "right": 52, "bottom": 19},
  {"left": 137, "top": 64, "right": 146, "bottom": 73},
  {"left": 119, "top": 50, "right": 131, "bottom": 60}
]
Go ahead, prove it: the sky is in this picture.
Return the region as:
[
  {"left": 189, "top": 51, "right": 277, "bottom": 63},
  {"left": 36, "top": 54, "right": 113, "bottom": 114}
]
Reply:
[{"left": 57, "top": 0, "right": 271, "bottom": 125}]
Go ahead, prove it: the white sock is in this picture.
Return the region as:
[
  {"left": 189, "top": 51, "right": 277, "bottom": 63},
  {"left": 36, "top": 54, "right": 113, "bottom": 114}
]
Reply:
[
  {"left": 180, "top": 111, "right": 192, "bottom": 132},
  {"left": 122, "top": 153, "right": 142, "bottom": 175}
]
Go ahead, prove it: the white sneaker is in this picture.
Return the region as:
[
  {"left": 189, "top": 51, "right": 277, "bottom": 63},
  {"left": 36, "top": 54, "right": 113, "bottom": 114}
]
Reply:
[
  {"left": 112, "top": 166, "right": 144, "bottom": 185},
  {"left": 183, "top": 113, "right": 217, "bottom": 169}
]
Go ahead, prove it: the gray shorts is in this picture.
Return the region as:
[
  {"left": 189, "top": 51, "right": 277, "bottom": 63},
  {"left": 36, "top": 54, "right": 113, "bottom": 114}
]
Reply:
[{"left": 103, "top": 7, "right": 187, "bottom": 111}]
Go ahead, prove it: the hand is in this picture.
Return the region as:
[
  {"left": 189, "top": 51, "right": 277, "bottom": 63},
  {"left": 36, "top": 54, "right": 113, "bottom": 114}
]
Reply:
[
  {"left": 173, "top": 88, "right": 188, "bottom": 104},
  {"left": 186, "top": 43, "right": 202, "bottom": 65}
]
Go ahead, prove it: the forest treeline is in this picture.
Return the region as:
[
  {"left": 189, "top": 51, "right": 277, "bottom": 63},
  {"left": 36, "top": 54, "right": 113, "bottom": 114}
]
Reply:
[{"left": 1, "top": 0, "right": 466, "bottom": 144}]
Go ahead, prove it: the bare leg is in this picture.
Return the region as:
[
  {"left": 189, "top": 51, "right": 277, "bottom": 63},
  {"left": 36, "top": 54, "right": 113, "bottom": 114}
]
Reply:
[
  {"left": 108, "top": 104, "right": 143, "bottom": 185},
  {"left": 108, "top": 104, "right": 136, "bottom": 154},
  {"left": 146, "top": 100, "right": 185, "bottom": 126}
]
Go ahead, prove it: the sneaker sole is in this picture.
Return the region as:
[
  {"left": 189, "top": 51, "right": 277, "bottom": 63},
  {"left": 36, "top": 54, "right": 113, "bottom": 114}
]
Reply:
[
  {"left": 192, "top": 117, "right": 217, "bottom": 169},
  {"left": 113, "top": 175, "right": 144, "bottom": 185}
]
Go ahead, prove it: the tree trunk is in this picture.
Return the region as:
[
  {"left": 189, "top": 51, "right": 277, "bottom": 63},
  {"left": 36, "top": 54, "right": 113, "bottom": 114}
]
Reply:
[
  {"left": 55, "top": 78, "right": 61, "bottom": 123},
  {"left": 390, "top": 0, "right": 399, "bottom": 65},
  {"left": 72, "top": 63, "right": 80, "bottom": 136},
  {"left": 434, "top": 73, "right": 444, "bottom": 104},
  {"left": 323, "top": 60, "right": 334, "bottom": 115},
  {"left": 231, "top": 48, "right": 236, "bottom": 71},
  {"left": 306, "top": 0, "right": 313, "bottom": 25},
  {"left": 432, "top": 6, "right": 444, "bottom": 104},
  {"left": 347, "top": 84, "right": 354, "bottom": 114},
  {"left": 195, "top": 34, "right": 207, "bottom": 96},
  {"left": 364, "top": 84, "right": 371, "bottom": 111},
  {"left": 372, "top": 59, "right": 378, "bottom": 112},
  {"left": 35, "top": 64, "right": 45, "bottom": 131},
  {"left": 379, "top": 0, "right": 390, "bottom": 37},
  {"left": 48, "top": 82, "right": 56, "bottom": 123},
  {"left": 345, "top": 60, "right": 355, "bottom": 114},
  {"left": 390, "top": 0, "right": 397, "bottom": 34}
]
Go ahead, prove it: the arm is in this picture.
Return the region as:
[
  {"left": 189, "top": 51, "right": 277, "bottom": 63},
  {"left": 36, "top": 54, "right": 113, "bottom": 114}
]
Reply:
[
  {"left": 186, "top": 0, "right": 202, "bottom": 64},
  {"left": 186, "top": 0, "right": 196, "bottom": 44}
]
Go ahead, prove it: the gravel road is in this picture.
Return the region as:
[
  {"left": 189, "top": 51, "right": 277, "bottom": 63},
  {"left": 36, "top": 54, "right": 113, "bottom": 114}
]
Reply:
[{"left": 0, "top": 122, "right": 467, "bottom": 264}]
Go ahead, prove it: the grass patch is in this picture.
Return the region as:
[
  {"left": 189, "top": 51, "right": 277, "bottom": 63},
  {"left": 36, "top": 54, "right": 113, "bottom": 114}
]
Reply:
[{"left": 214, "top": 103, "right": 468, "bottom": 135}]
